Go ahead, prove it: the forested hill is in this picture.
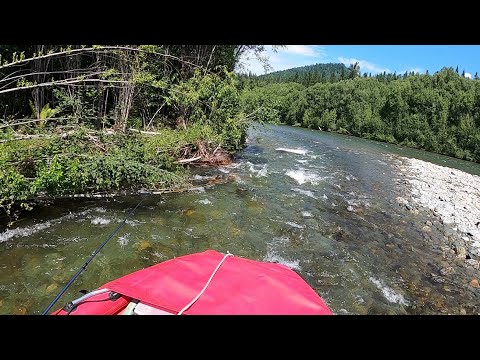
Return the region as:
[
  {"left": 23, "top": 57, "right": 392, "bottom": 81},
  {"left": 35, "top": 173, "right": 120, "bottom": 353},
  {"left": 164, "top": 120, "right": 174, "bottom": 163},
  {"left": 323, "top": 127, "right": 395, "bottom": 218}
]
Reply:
[{"left": 253, "top": 63, "right": 349, "bottom": 86}]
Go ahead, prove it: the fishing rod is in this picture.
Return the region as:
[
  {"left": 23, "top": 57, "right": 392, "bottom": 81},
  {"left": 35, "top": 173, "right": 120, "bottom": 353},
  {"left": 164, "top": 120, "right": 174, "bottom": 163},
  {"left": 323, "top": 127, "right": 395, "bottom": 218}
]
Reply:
[{"left": 41, "top": 198, "right": 144, "bottom": 315}]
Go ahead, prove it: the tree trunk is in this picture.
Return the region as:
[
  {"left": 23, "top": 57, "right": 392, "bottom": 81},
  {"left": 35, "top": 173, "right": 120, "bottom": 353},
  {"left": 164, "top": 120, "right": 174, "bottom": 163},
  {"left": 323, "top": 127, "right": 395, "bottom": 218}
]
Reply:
[{"left": 31, "top": 45, "right": 51, "bottom": 119}]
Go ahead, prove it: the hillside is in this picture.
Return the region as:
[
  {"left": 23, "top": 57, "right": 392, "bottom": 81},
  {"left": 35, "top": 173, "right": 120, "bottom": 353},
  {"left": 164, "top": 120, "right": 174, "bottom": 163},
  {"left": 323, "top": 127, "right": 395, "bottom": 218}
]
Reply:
[{"left": 257, "top": 63, "right": 349, "bottom": 85}]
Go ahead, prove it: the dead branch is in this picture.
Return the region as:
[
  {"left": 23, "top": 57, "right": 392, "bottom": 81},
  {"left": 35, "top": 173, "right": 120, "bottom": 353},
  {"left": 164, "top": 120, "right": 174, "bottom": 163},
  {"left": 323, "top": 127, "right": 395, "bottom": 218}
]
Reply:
[
  {"left": 128, "top": 128, "right": 162, "bottom": 135},
  {"left": 0, "top": 46, "right": 205, "bottom": 73},
  {"left": 176, "top": 156, "right": 202, "bottom": 164},
  {"left": 0, "top": 134, "right": 52, "bottom": 143},
  {"left": 0, "top": 78, "right": 127, "bottom": 95}
]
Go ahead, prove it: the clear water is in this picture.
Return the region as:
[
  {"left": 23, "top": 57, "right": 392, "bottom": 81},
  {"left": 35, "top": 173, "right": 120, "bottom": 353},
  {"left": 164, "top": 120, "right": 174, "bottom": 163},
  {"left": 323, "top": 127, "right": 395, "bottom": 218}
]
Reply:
[{"left": 1, "top": 123, "right": 479, "bottom": 315}]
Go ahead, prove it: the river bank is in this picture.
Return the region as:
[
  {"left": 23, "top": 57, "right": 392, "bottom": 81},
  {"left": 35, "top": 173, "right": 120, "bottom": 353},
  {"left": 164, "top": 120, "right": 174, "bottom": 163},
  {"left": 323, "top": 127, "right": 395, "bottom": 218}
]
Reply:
[{"left": 393, "top": 155, "right": 480, "bottom": 302}]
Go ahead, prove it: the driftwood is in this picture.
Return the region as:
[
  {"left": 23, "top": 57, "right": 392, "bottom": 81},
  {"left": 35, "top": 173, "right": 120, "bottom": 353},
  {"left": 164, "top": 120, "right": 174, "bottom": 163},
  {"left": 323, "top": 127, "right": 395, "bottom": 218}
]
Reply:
[
  {"left": 128, "top": 128, "right": 162, "bottom": 135},
  {"left": 0, "top": 134, "right": 51, "bottom": 143},
  {"left": 176, "top": 156, "right": 202, "bottom": 164}
]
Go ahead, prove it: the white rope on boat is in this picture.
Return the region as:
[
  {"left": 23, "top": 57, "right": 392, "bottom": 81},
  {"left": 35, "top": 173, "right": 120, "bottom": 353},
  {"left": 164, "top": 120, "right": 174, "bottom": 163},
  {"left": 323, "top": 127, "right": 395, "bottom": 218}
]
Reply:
[{"left": 177, "top": 251, "right": 233, "bottom": 315}]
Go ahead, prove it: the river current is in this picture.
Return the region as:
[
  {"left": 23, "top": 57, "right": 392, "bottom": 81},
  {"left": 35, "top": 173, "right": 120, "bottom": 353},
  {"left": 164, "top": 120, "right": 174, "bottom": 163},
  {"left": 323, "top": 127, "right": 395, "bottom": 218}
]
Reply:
[{"left": 1, "top": 124, "right": 479, "bottom": 315}]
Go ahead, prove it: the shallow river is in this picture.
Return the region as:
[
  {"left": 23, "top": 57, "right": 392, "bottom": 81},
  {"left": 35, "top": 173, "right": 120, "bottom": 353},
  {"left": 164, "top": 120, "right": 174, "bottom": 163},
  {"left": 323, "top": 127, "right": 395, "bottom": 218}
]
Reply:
[{"left": 1, "top": 124, "right": 479, "bottom": 315}]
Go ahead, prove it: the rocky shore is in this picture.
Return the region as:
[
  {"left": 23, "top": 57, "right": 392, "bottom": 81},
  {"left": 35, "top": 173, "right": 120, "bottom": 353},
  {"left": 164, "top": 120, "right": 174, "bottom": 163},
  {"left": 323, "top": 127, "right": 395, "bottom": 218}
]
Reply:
[{"left": 393, "top": 156, "right": 480, "bottom": 304}]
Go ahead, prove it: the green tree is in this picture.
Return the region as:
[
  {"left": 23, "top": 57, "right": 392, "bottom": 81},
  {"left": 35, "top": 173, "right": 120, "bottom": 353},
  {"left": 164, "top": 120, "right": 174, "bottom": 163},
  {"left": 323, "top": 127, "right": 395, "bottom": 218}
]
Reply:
[{"left": 348, "top": 62, "right": 360, "bottom": 79}]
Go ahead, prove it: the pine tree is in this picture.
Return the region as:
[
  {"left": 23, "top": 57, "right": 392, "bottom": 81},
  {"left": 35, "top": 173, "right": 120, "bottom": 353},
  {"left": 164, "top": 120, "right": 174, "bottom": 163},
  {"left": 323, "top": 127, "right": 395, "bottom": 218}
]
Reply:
[
  {"left": 475, "top": 72, "right": 479, "bottom": 80},
  {"left": 456, "top": 66, "right": 459, "bottom": 73}
]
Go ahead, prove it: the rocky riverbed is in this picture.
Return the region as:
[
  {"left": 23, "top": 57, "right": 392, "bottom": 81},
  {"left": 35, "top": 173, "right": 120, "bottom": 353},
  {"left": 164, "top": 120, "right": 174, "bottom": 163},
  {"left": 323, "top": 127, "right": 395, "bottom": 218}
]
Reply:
[{"left": 392, "top": 155, "right": 480, "bottom": 310}]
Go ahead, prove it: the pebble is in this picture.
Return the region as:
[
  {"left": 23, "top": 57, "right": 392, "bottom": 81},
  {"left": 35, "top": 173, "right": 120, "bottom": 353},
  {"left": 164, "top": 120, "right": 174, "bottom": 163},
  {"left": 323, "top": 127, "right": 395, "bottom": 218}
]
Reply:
[
  {"left": 465, "top": 259, "right": 480, "bottom": 269},
  {"left": 440, "top": 266, "right": 455, "bottom": 276},
  {"left": 455, "top": 246, "right": 467, "bottom": 259},
  {"left": 470, "top": 279, "right": 479, "bottom": 288},
  {"left": 422, "top": 225, "right": 432, "bottom": 232}
]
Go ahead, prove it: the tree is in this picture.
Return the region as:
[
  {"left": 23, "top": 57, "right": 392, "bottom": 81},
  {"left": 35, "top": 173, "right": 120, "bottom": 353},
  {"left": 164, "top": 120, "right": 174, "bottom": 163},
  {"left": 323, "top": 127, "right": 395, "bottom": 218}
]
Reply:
[
  {"left": 475, "top": 72, "right": 479, "bottom": 80},
  {"left": 348, "top": 62, "right": 360, "bottom": 79},
  {"left": 456, "top": 66, "right": 459, "bottom": 73}
]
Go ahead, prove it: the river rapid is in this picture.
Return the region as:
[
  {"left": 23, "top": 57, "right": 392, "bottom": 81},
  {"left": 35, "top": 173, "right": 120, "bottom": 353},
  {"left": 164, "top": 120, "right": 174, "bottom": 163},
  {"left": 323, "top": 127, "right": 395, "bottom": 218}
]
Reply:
[{"left": 1, "top": 123, "right": 479, "bottom": 315}]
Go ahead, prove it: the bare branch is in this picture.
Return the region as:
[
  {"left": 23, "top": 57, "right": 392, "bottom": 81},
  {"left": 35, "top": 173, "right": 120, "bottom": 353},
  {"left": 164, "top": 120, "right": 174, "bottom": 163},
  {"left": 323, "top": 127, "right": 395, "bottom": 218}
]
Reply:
[
  {"left": 0, "top": 117, "right": 115, "bottom": 129},
  {"left": 176, "top": 156, "right": 202, "bottom": 164},
  {"left": 0, "top": 46, "right": 205, "bottom": 73},
  {"left": 0, "top": 68, "right": 112, "bottom": 86},
  {"left": 0, "top": 78, "right": 128, "bottom": 95}
]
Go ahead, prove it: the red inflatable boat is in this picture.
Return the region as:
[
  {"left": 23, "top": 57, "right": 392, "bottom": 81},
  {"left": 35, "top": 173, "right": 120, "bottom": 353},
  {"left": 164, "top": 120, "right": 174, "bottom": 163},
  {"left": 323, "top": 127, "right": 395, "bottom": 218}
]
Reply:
[{"left": 51, "top": 250, "right": 333, "bottom": 315}]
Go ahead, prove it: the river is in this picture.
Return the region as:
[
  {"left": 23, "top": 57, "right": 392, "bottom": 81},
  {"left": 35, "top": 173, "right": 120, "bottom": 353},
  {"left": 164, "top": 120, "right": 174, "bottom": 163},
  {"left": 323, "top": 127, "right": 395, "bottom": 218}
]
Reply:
[{"left": 1, "top": 123, "right": 479, "bottom": 315}]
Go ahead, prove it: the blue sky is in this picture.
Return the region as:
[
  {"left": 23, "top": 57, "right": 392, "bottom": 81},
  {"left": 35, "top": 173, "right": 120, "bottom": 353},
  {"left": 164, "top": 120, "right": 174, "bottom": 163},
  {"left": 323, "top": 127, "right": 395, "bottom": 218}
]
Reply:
[{"left": 238, "top": 45, "right": 480, "bottom": 78}]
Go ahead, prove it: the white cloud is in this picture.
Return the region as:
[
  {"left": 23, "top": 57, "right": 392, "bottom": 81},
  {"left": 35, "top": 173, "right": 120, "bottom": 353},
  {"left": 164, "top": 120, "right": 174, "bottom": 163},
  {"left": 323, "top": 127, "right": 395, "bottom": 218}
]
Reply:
[
  {"left": 338, "top": 57, "right": 391, "bottom": 75},
  {"left": 281, "top": 45, "right": 319, "bottom": 57},
  {"left": 236, "top": 45, "right": 326, "bottom": 75},
  {"left": 464, "top": 72, "right": 472, "bottom": 79},
  {"left": 237, "top": 56, "right": 270, "bottom": 75}
]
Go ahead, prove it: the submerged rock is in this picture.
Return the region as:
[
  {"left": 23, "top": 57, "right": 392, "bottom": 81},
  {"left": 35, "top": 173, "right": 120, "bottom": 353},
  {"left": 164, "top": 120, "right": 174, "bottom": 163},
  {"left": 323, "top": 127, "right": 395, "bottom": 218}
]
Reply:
[
  {"left": 46, "top": 283, "right": 58, "bottom": 294},
  {"left": 136, "top": 240, "right": 152, "bottom": 251}
]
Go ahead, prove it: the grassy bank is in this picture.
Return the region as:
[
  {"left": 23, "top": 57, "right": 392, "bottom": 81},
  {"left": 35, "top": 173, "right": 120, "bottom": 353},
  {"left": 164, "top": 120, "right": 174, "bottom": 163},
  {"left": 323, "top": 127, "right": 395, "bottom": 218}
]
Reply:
[{"left": 0, "top": 122, "right": 245, "bottom": 221}]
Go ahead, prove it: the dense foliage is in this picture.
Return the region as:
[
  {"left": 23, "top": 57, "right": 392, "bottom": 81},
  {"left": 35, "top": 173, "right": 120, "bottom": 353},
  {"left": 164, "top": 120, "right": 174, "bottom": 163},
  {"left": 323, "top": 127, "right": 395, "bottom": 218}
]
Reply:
[
  {"left": 0, "top": 45, "right": 257, "bottom": 220},
  {"left": 241, "top": 66, "right": 480, "bottom": 163}
]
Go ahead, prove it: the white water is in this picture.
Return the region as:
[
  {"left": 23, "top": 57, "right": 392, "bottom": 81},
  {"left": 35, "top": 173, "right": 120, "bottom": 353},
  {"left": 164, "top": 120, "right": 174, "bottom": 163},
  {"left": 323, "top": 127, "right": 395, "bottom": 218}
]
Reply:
[
  {"left": 0, "top": 208, "right": 95, "bottom": 242},
  {"left": 276, "top": 148, "right": 308, "bottom": 155},
  {"left": 369, "top": 277, "right": 409, "bottom": 306},
  {"left": 291, "top": 187, "right": 317, "bottom": 199},
  {"left": 91, "top": 217, "right": 111, "bottom": 225},
  {"left": 0, "top": 221, "right": 53, "bottom": 243},
  {"left": 197, "top": 199, "right": 212, "bottom": 205},
  {"left": 285, "top": 221, "right": 305, "bottom": 229},
  {"left": 247, "top": 162, "right": 268, "bottom": 177},
  {"left": 285, "top": 169, "right": 324, "bottom": 185},
  {"left": 264, "top": 250, "right": 301, "bottom": 271}
]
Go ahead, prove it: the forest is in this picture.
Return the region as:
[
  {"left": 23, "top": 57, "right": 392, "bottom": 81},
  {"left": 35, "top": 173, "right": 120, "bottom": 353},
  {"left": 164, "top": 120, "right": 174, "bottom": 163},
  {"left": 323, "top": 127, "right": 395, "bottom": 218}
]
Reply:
[
  {"left": 0, "top": 45, "right": 264, "bottom": 220},
  {"left": 240, "top": 63, "right": 480, "bottom": 163}
]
